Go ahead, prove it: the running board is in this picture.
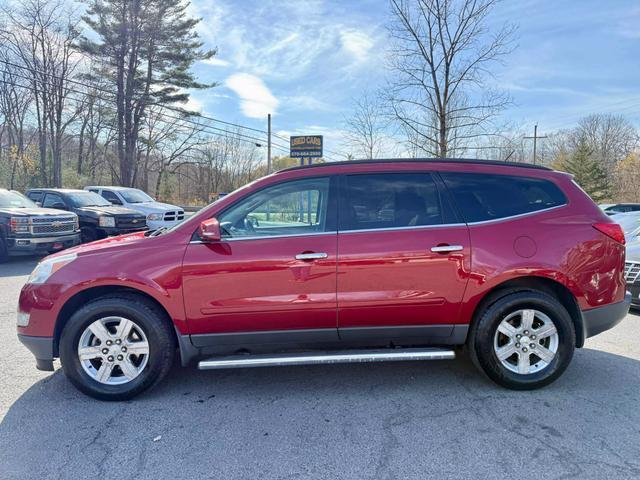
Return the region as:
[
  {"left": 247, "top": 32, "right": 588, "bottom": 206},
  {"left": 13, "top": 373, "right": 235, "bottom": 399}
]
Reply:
[{"left": 197, "top": 348, "right": 455, "bottom": 370}]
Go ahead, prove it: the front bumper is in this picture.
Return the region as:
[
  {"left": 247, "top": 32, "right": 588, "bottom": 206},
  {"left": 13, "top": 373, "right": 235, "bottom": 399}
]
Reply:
[
  {"left": 6, "top": 233, "right": 81, "bottom": 256},
  {"left": 580, "top": 292, "right": 631, "bottom": 343},
  {"left": 18, "top": 334, "right": 54, "bottom": 371}
]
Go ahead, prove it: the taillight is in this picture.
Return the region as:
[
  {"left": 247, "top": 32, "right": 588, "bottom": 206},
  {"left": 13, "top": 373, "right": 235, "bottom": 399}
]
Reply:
[{"left": 593, "top": 223, "right": 625, "bottom": 245}]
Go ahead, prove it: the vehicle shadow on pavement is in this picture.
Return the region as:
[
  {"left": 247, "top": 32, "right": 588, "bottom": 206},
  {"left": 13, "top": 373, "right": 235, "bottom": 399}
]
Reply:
[
  {"left": 1, "top": 349, "right": 640, "bottom": 479},
  {"left": 0, "top": 257, "right": 38, "bottom": 278}
]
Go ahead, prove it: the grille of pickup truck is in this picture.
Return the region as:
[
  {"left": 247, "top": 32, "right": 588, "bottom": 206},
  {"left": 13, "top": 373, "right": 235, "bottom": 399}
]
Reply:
[
  {"left": 163, "top": 210, "right": 185, "bottom": 222},
  {"left": 30, "top": 216, "right": 77, "bottom": 235},
  {"left": 624, "top": 262, "right": 640, "bottom": 284},
  {"left": 115, "top": 215, "right": 146, "bottom": 229}
]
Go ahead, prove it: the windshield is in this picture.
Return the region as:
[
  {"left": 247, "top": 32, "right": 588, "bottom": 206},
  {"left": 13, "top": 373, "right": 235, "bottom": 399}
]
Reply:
[
  {"left": 120, "top": 188, "right": 154, "bottom": 203},
  {"left": 0, "top": 190, "right": 37, "bottom": 208},
  {"left": 68, "top": 192, "right": 112, "bottom": 208}
]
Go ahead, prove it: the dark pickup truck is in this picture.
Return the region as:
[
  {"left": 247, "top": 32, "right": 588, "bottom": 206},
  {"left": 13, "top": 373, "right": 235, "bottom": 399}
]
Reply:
[
  {"left": 0, "top": 189, "right": 80, "bottom": 262},
  {"left": 26, "top": 189, "right": 147, "bottom": 243}
]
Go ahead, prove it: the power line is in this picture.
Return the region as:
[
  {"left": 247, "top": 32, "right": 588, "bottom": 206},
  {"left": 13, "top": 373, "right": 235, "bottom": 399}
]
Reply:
[
  {"left": 0, "top": 58, "right": 347, "bottom": 160},
  {"left": 0, "top": 69, "right": 292, "bottom": 153},
  {"left": 0, "top": 76, "right": 291, "bottom": 154},
  {"left": 0, "top": 58, "right": 279, "bottom": 138}
]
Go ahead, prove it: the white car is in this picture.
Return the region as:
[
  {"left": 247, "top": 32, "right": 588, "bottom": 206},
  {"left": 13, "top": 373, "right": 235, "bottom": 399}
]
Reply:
[{"left": 84, "top": 186, "right": 184, "bottom": 230}]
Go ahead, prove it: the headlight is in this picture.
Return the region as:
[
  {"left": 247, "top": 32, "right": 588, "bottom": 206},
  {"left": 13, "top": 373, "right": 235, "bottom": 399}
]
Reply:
[
  {"left": 147, "top": 213, "right": 164, "bottom": 221},
  {"left": 99, "top": 216, "right": 116, "bottom": 228},
  {"left": 10, "top": 217, "right": 30, "bottom": 233},
  {"left": 27, "top": 253, "right": 77, "bottom": 284}
]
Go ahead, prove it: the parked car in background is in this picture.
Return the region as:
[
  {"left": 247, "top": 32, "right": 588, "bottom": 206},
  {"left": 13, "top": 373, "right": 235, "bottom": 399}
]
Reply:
[
  {"left": 602, "top": 203, "right": 640, "bottom": 215},
  {"left": 26, "top": 189, "right": 147, "bottom": 243},
  {"left": 85, "top": 186, "right": 184, "bottom": 231},
  {"left": 610, "top": 212, "right": 640, "bottom": 242},
  {"left": 17, "top": 159, "right": 629, "bottom": 400},
  {"left": 624, "top": 239, "right": 640, "bottom": 307},
  {"left": 0, "top": 188, "right": 80, "bottom": 262}
]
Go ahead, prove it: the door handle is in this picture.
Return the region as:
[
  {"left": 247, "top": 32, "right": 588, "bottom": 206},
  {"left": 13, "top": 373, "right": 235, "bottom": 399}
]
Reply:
[
  {"left": 431, "top": 245, "right": 464, "bottom": 253},
  {"left": 295, "top": 252, "right": 328, "bottom": 261}
]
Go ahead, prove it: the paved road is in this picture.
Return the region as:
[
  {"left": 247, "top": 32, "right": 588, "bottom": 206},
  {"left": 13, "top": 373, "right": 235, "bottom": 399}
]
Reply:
[{"left": 1, "top": 257, "right": 639, "bottom": 480}]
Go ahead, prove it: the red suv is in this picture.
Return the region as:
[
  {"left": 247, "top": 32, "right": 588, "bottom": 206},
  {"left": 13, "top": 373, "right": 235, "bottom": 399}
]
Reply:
[{"left": 17, "top": 159, "right": 630, "bottom": 400}]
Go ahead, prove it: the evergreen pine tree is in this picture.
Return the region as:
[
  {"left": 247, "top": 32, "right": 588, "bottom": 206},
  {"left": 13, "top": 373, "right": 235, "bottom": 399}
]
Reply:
[
  {"left": 557, "top": 140, "right": 611, "bottom": 202},
  {"left": 80, "top": 0, "right": 216, "bottom": 186}
]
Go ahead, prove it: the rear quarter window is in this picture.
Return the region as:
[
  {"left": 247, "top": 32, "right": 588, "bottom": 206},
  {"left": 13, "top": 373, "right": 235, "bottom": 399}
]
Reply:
[{"left": 441, "top": 172, "right": 567, "bottom": 223}]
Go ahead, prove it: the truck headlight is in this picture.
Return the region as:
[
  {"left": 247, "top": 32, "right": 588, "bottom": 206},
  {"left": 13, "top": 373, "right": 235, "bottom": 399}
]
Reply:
[
  {"left": 99, "top": 216, "right": 116, "bottom": 228},
  {"left": 27, "top": 253, "right": 77, "bottom": 285},
  {"left": 10, "top": 217, "right": 30, "bottom": 233},
  {"left": 147, "top": 213, "right": 163, "bottom": 221}
]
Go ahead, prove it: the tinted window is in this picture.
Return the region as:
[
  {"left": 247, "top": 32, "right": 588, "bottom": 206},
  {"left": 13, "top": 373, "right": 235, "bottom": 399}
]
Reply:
[
  {"left": 441, "top": 173, "right": 566, "bottom": 223},
  {"left": 43, "top": 193, "right": 65, "bottom": 208},
  {"left": 101, "top": 190, "right": 122, "bottom": 205},
  {"left": 27, "top": 191, "right": 43, "bottom": 203},
  {"left": 218, "top": 177, "right": 331, "bottom": 239},
  {"left": 341, "top": 173, "right": 443, "bottom": 231}
]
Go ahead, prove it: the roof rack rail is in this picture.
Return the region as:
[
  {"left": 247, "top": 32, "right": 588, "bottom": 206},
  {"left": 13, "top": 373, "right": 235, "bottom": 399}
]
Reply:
[{"left": 279, "top": 158, "right": 552, "bottom": 172}]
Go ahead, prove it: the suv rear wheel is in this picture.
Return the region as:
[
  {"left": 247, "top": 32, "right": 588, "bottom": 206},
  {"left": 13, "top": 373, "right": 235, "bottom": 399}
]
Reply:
[
  {"left": 59, "top": 294, "right": 176, "bottom": 400},
  {"left": 469, "top": 290, "right": 576, "bottom": 390}
]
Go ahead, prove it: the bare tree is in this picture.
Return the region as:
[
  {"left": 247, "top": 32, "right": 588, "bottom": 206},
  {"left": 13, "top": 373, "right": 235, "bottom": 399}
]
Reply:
[
  {"left": 342, "top": 91, "right": 389, "bottom": 159},
  {"left": 573, "top": 114, "right": 638, "bottom": 172},
  {"left": 386, "top": 0, "right": 515, "bottom": 157},
  {"left": 0, "top": 0, "right": 81, "bottom": 187},
  {"left": 0, "top": 63, "right": 34, "bottom": 188}
]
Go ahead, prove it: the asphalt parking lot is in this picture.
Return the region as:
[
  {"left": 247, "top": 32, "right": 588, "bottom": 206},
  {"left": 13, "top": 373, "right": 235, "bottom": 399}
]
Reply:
[{"left": 1, "top": 257, "right": 639, "bottom": 480}]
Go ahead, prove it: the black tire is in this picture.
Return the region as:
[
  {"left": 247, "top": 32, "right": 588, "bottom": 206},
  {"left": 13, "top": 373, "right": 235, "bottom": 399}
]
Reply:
[
  {"left": 80, "top": 227, "right": 97, "bottom": 243},
  {"left": 59, "top": 294, "right": 176, "bottom": 401},
  {"left": 468, "top": 290, "right": 575, "bottom": 390},
  {"left": 0, "top": 238, "right": 7, "bottom": 263}
]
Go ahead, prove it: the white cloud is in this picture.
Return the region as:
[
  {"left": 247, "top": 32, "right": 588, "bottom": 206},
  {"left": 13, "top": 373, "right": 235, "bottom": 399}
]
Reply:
[
  {"left": 202, "top": 57, "right": 231, "bottom": 67},
  {"left": 340, "top": 29, "right": 374, "bottom": 61},
  {"left": 225, "top": 73, "right": 279, "bottom": 118}
]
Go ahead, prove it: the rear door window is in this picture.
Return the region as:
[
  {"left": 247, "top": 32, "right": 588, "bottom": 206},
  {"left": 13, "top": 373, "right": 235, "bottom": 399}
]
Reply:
[
  {"left": 340, "top": 173, "right": 448, "bottom": 231},
  {"left": 42, "top": 193, "right": 66, "bottom": 209},
  {"left": 101, "top": 190, "right": 122, "bottom": 205},
  {"left": 441, "top": 172, "right": 567, "bottom": 223}
]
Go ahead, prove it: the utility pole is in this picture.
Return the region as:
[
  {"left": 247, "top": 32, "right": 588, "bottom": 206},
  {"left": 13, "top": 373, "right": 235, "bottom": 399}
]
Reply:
[
  {"left": 267, "top": 113, "right": 272, "bottom": 174},
  {"left": 524, "top": 124, "right": 547, "bottom": 165}
]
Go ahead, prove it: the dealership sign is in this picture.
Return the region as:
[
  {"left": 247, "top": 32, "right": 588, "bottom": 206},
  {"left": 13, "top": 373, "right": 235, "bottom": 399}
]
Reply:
[{"left": 290, "top": 135, "right": 323, "bottom": 158}]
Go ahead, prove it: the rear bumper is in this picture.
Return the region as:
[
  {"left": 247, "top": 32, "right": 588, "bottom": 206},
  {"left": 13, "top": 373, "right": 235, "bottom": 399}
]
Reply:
[
  {"left": 18, "top": 334, "right": 54, "bottom": 371},
  {"left": 580, "top": 292, "right": 631, "bottom": 343},
  {"left": 6, "top": 233, "right": 81, "bottom": 256}
]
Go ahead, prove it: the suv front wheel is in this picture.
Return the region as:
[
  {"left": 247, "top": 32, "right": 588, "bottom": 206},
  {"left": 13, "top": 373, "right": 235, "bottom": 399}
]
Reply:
[
  {"left": 469, "top": 290, "right": 576, "bottom": 390},
  {"left": 59, "top": 294, "right": 176, "bottom": 400}
]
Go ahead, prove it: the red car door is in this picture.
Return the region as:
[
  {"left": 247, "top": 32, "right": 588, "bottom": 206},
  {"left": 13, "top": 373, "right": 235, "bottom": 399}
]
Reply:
[
  {"left": 336, "top": 172, "right": 471, "bottom": 341},
  {"left": 182, "top": 176, "right": 339, "bottom": 345}
]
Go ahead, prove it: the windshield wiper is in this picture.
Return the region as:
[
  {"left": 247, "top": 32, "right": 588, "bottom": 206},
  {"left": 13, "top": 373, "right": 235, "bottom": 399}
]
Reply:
[{"left": 148, "top": 226, "right": 168, "bottom": 237}]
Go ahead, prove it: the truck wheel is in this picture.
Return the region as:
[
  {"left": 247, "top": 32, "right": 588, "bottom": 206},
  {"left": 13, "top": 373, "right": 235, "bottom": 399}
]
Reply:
[
  {"left": 80, "top": 227, "right": 97, "bottom": 243},
  {"left": 468, "top": 290, "right": 575, "bottom": 390},
  {"left": 59, "top": 294, "right": 176, "bottom": 401}
]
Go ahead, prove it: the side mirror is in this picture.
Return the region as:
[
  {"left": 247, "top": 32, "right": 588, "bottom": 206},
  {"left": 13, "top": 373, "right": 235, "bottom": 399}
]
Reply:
[
  {"left": 199, "top": 218, "right": 221, "bottom": 242},
  {"left": 110, "top": 199, "right": 122, "bottom": 205},
  {"left": 52, "top": 203, "right": 67, "bottom": 210}
]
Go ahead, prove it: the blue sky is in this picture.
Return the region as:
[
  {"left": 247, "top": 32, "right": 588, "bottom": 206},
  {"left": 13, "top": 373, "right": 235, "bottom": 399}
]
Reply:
[{"left": 186, "top": 0, "right": 640, "bottom": 156}]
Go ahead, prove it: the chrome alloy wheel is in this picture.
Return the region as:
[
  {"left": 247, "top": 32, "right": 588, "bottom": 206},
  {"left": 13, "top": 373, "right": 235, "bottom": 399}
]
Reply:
[
  {"left": 77, "top": 317, "right": 150, "bottom": 385},
  {"left": 493, "top": 309, "right": 559, "bottom": 375}
]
